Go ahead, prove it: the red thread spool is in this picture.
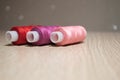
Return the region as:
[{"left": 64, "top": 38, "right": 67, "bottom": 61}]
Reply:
[{"left": 6, "top": 25, "right": 34, "bottom": 45}]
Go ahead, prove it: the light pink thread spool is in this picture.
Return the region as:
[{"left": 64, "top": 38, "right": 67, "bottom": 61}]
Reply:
[{"left": 50, "top": 26, "right": 87, "bottom": 46}]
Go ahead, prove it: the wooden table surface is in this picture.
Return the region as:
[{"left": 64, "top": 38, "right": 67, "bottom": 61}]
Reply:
[{"left": 0, "top": 31, "right": 120, "bottom": 80}]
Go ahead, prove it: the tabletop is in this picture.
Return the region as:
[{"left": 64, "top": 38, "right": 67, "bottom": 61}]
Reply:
[{"left": 0, "top": 31, "right": 120, "bottom": 80}]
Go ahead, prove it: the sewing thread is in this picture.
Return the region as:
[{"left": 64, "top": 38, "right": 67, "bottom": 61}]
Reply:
[
  {"left": 50, "top": 26, "right": 87, "bottom": 46},
  {"left": 27, "top": 25, "right": 58, "bottom": 45},
  {"left": 6, "top": 25, "right": 34, "bottom": 45}
]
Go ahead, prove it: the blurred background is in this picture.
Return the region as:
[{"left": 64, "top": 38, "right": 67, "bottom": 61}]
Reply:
[{"left": 0, "top": 0, "right": 120, "bottom": 31}]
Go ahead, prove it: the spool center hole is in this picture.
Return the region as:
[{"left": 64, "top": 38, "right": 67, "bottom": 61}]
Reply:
[
  {"left": 6, "top": 33, "right": 12, "bottom": 41},
  {"left": 28, "top": 33, "right": 34, "bottom": 41},
  {"left": 52, "top": 34, "right": 59, "bottom": 42}
]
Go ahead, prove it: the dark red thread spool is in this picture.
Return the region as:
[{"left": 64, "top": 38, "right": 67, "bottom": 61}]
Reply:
[{"left": 6, "top": 25, "right": 34, "bottom": 45}]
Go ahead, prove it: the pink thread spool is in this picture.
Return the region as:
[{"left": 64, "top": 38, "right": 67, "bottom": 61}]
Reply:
[
  {"left": 50, "top": 26, "right": 87, "bottom": 46},
  {"left": 26, "top": 25, "right": 58, "bottom": 45}
]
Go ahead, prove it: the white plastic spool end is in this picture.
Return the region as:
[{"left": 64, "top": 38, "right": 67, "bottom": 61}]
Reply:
[
  {"left": 5, "top": 31, "right": 18, "bottom": 42},
  {"left": 50, "top": 31, "right": 64, "bottom": 43},
  {"left": 27, "top": 31, "right": 39, "bottom": 43}
]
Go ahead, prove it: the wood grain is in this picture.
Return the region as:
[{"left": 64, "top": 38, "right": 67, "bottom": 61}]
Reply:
[{"left": 0, "top": 31, "right": 120, "bottom": 80}]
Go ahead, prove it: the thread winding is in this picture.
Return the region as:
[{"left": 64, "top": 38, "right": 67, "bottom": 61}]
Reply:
[
  {"left": 6, "top": 25, "right": 34, "bottom": 45},
  {"left": 50, "top": 26, "right": 87, "bottom": 46},
  {"left": 27, "top": 25, "right": 58, "bottom": 45}
]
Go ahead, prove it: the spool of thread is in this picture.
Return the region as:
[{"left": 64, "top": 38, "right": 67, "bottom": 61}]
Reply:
[
  {"left": 5, "top": 25, "right": 34, "bottom": 45},
  {"left": 50, "top": 26, "right": 87, "bottom": 46},
  {"left": 26, "top": 25, "right": 58, "bottom": 45}
]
